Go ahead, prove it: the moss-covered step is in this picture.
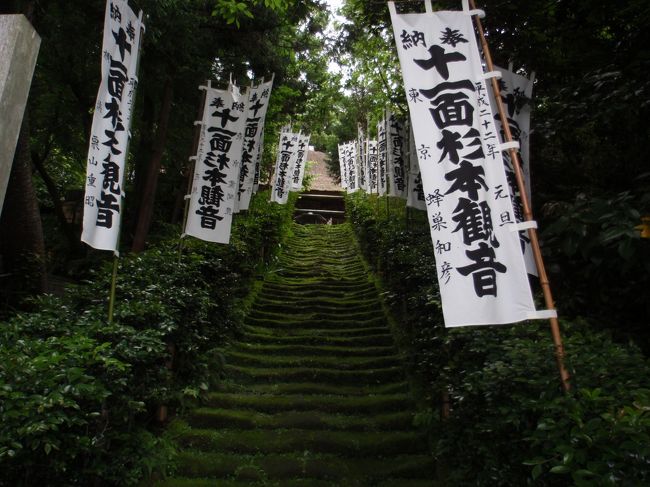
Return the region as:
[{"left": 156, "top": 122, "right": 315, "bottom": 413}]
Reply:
[
  {"left": 186, "top": 408, "right": 415, "bottom": 432},
  {"left": 236, "top": 330, "right": 395, "bottom": 347},
  {"left": 252, "top": 297, "right": 383, "bottom": 314},
  {"left": 225, "top": 350, "right": 401, "bottom": 371},
  {"left": 223, "top": 363, "right": 405, "bottom": 385},
  {"left": 243, "top": 316, "right": 388, "bottom": 332},
  {"left": 202, "top": 392, "right": 413, "bottom": 414},
  {"left": 246, "top": 307, "right": 387, "bottom": 323},
  {"left": 256, "top": 287, "right": 379, "bottom": 302},
  {"left": 231, "top": 342, "right": 398, "bottom": 358},
  {"left": 175, "top": 426, "right": 428, "bottom": 456},
  {"left": 174, "top": 451, "right": 434, "bottom": 482},
  {"left": 241, "top": 324, "right": 391, "bottom": 340},
  {"left": 221, "top": 380, "right": 410, "bottom": 396}
]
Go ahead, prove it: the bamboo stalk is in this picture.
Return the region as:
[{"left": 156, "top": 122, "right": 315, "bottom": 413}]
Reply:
[{"left": 469, "top": 0, "right": 571, "bottom": 392}]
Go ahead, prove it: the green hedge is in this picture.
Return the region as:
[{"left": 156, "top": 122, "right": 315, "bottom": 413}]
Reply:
[
  {"left": 347, "top": 192, "right": 650, "bottom": 486},
  {"left": 0, "top": 191, "right": 296, "bottom": 486}
]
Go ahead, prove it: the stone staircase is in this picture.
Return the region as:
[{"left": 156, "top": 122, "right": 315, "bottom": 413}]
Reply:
[{"left": 154, "top": 224, "right": 435, "bottom": 486}]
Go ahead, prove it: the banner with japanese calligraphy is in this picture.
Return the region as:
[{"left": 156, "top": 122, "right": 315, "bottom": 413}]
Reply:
[
  {"left": 406, "top": 122, "right": 427, "bottom": 210},
  {"left": 389, "top": 3, "right": 537, "bottom": 327},
  {"left": 357, "top": 125, "right": 368, "bottom": 192},
  {"left": 237, "top": 78, "right": 274, "bottom": 211},
  {"left": 253, "top": 127, "right": 264, "bottom": 194},
  {"left": 377, "top": 116, "right": 388, "bottom": 196},
  {"left": 290, "top": 134, "right": 311, "bottom": 191},
  {"left": 344, "top": 142, "right": 359, "bottom": 193},
  {"left": 367, "top": 140, "right": 379, "bottom": 193},
  {"left": 490, "top": 65, "right": 536, "bottom": 275},
  {"left": 184, "top": 83, "right": 246, "bottom": 244},
  {"left": 338, "top": 143, "right": 348, "bottom": 189},
  {"left": 271, "top": 129, "right": 300, "bottom": 205},
  {"left": 82, "top": 0, "right": 143, "bottom": 251},
  {"left": 387, "top": 111, "right": 407, "bottom": 199}
]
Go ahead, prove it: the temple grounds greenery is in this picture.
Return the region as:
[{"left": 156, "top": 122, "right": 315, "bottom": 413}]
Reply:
[
  {"left": 347, "top": 192, "right": 650, "bottom": 486},
  {"left": 0, "top": 192, "right": 297, "bottom": 486}
]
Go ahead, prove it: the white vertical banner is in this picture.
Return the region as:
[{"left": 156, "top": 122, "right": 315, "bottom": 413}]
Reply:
[
  {"left": 271, "top": 129, "right": 300, "bottom": 205},
  {"left": 237, "top": 78, "right": 274, "bottom": 211},
  {"left": 387, "top": 110, "right": 408, "bottom": 199},
  {"left": 367, "top": 140, "right": 379, "bottom": 193},
  {"left": 389, "top": 2, "right": 537, "bottom": 327},
  {"left": 490, "top": 65, "right": 536, "bottom": 275},
  {"left": 338, "top": 143, "right": 348, "bottom": 189},
  {"left": 252, "top": 127, "right": 264, "bottom": 194},
  {"left": 406, "top": 122, "right": 427, "bottom": 210},
  {"left": 290, "top": 134, "right": 311, "bottom": 191},
  {"left": 377, "top": 115, "right": 388, "bottom": 196},
  {"left": 184, "top": 83, "right": 247, "bottom": 244},
  {"left": 82, "top": 0, "right": 144, "bottom": 251},
  {"left": 357, "top": 125, "right": 368, "bottom": 192},
  {"left": 345, "top": 142, "right": 359, "bottom": 193}
]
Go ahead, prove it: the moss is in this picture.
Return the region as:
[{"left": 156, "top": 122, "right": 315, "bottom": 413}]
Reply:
[
  {"left": 153, "top": 223, "right": 434, "bottom": 486},
  {"left": 203, "top": 392, "right": 412, "bottom": 414}
]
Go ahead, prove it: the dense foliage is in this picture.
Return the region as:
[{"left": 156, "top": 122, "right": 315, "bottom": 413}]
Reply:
[
  {"left": 348, "top": 193, "right": 650, "bottom": 486},
  {"left": 0, "top": 192, "right": 296, "bottom": 486}
]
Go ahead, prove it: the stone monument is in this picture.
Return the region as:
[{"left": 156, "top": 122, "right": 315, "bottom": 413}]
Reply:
[{"left": 0, "top": 14, "right": 41, "bottom": 215}]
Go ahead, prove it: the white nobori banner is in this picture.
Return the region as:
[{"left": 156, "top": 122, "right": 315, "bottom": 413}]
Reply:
[
  {"left": 185, "top": 84, "right": 246, "bottom": 244},
  {"left": 344, "top": 142, "right": 359, "bottom": 193},
  {"left": 490, "top": 65, "right": 537, "bottom": 275},
  {"left": 386, "top": 111, "right": 408, "bottom": 199},
  {"left": 389, "top": 2, "right": 537, "bottom": 327},
  {"left": 271, "top": 129, "right": 300, "bottom": 205},
  {"left": 377, "top": 115, "right": 388, "bottom": 196},
  {"left": 82, "top": 0, "right": 144, "bottom": 251},
  {"left": 338, "top": 143, "right": 348, "bottom": 189},
  {"left": 237, "top": 77, "right": 274, "bottom": 211},
  {"left": 291, "top": 134, "right": 311, "bottom": 191}
]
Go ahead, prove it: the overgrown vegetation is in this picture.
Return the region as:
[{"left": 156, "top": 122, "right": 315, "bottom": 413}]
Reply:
[
  {"left": 347, "top": 192, "right": 650, "bottom": 486},
  {"left": 0, "top": 192, "right": 296, "bottom": 486}
]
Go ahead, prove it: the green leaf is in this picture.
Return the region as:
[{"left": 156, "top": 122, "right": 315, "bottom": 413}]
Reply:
[{"left": 550, "top": 465, "right": 571, "bottom": 474}]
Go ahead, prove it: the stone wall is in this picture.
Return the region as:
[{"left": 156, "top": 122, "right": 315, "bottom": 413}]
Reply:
[{"left": 0, "top": 14, "right": 41, "bottom": 215}]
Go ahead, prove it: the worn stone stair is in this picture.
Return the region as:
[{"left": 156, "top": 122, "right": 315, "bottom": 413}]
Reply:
[{"left": 154, "top": 224, "right": 436, "bottom": 486}]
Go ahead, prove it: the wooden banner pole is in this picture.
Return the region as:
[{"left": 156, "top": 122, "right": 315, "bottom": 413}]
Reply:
[
  {"left": 178, "top": 80, "right": 209, "bottom": 261},
  {"left": 469, "top": 0, "right": 571, "bottom": 392}
]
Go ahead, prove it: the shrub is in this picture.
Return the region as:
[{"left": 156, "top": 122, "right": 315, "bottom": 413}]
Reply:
[
  {"left": 0, "top": 190, "right": 296, "bottom": 485},
  {"left": 347, "top": 192, "right": 650, "bottom": 486}
]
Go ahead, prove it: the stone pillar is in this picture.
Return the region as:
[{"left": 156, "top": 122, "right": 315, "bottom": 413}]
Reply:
[{"left": 0, "top": 14, "right": 41, "bottom": 215}]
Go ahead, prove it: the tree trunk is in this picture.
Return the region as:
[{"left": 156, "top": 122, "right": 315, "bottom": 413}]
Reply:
[
  {"left": 131, "top": 78, "right": 174, "bottom": 252},
  {"left": 32, "top": 151, "right": 82, "bottom": 255},
  {"left": 0, "top": 114, "right": 47, "bottom": 298}
]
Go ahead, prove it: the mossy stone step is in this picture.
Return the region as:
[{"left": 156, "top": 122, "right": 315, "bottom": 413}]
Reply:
[
  {"left": 247, "top": 307, "right": 387, "bottom": 322},
  {"left": 241, "top": 324, "right": 392, "bottom": 339},
  {"left": 244, "top": 315, "right": 388, "bottom": 331},
  {"left": 174, "top": 451, "right": 434, "bottom": 482},
  {"left": 223, "top": 364, "right": 405, "bottom": 385},
  {"left": 222, "top": 381, "right": 410, "bottom": 396},
  {"left": 186, "top": 408, "right": 415, "bottom": 432},
  {"left": 263, "top": 279, "right": 375, "bottom": 292},
  {"left": 203, "top": 392, "right": 413, "bottom": 414},
  {"left": 176, "top": 427, "right": 428, "bottom": 456},
  {"left": 236, "top": 330, "right": 395, "bottom": 347},
  {"left": 225, "top": 350, "right": 401, "bottom": 370},
  {"left": 257, "top": 286, "right": 379, "bottom": 300},
  {"left": 253, "top": 298, "right": 382, "bottom": 314},
  {"left": 232, "top": 342, "right": 398, "bottom": 358}
]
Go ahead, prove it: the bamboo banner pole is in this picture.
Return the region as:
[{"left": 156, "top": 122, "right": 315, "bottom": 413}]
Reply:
[
  {"left": 178, "top": 80, "right": 209, "bottom": 261},
  {"left": 107, "top": 256, "right": 119, "bottom": 322},
  {"left": 468, "top": 0, "right": 571, "bottom": 392}
]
